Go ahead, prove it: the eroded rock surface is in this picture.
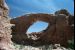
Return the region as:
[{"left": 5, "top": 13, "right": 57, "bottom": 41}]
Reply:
[
  {"left": 10, "top": 10, "right": 74, "bottom": 47},
  {"left": 0, "top": 0, "right": 14, "bottom": 50}
]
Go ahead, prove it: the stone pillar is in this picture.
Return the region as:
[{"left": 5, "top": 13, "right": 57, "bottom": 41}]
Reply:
[{"left": 0, "top": 0, "right": 14, "bottom": 50}]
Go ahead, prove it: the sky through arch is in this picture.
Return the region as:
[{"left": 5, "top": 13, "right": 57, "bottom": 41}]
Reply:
[{"left": 26, "top": 21, "right": 49, "bottom": 34}]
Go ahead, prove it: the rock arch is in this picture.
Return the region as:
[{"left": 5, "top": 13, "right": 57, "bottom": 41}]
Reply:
[{"left": 10, "top": 13, "right": 74, "bottom": 47}]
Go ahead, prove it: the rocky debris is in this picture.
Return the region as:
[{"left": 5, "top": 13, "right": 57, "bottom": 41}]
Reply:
[
  {"left": 10, "top": 10, "right": 74, "bottom": 48},
  {"left": 0, "top": 0, "right": 14, "bottom": 50},
  {"left": 27, "top": 32, "right": 41, "bottom": 40},
  {"left": 13, "top": 43, "right": 73, "bottom": 50}
]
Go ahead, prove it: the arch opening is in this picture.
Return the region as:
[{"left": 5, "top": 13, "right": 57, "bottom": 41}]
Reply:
[{"left": 26, "top": 21, "right": 49, "bottom": 34}]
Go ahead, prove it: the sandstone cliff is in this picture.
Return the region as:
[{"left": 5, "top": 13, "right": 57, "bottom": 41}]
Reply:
[{"left": 0, "top": 0, "right": 14, "bottom": 50}]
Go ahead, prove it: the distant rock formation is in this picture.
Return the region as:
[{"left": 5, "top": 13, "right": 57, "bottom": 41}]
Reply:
[
  {"left": 10, "top": 9, "right": 74, "bottom": 48},
  {"left": 0, "top": 0, "right": 14, "bottom": 50}
]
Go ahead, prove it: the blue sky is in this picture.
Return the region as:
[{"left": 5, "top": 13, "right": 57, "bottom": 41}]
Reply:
[
  {"left": 26, "top": 21, "right": 49, "bottom": 33},
  {"left": 5, "top": 0, "right": 74, "bottom": 33},
  {"left": 6, "top": 0, "right": 74, "bottom": 18}
]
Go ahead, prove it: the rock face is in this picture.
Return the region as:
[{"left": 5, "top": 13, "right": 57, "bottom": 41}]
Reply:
[
  {"left": 10, "top": 10, "right": 74, "bottom": 47},
  {"left": 0, "top": 0, "right": 14, "bottom": 50}
]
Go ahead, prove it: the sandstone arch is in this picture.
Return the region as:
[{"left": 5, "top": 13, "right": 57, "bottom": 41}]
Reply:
[{"left": 10, "top": 13, "right": 74, "bottom": 47}]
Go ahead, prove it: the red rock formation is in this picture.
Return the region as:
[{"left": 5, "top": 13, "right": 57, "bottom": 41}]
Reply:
[{"left": 10, "top": 10, "right": 74, "bottom": 48}]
